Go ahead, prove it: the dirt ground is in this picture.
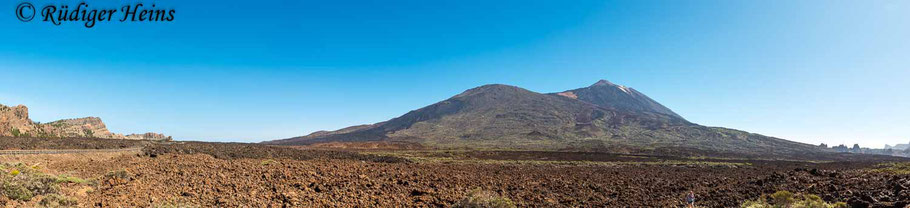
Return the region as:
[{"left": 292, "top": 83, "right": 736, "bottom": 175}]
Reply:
[{"left": 0, "top": 145, "right": 907, "bottom": 207}]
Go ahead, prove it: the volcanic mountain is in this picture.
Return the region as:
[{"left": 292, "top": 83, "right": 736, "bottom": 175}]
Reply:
[{"left": 266, "top": 80, "right": 826, "bottom": 158}]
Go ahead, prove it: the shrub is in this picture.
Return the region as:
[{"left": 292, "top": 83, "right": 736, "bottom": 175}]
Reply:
[
  {"left": 0, "top": 163, "right": 62, "bottom": 201},
  {"left": 770, "top": 191, "right": 794, "bottom": 205},
  {"left": 261, "top": 159, "right": 279, "bottom": 165},
  {"left": 39, "top": 194, "right": 77, "bottom": 207},
  {"left": 10, "top": 128, "right": 20, "bottom": 137},
  {"left": 1, "top": 181, "right": 33, "bottom": 201},
  {"left": 454, "top": 189, "right": 516, "bottom": 208},
  {"left": 83, "top": 129, "right": 94, "bottom": 138},
  {"left": 104, "top": 170, "right": 131, "bottom": 180},
  {"left": 56, "top": 175, "right": 92, "bottom": 185}
]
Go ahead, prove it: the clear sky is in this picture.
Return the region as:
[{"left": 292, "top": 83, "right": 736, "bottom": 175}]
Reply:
[{"left": 1, "top": 0, "right": 908, "bottom": 147}]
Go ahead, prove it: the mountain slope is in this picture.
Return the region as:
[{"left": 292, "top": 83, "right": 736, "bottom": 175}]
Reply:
[{"left": 266, "top": 80, "right": 826, "bottom": 158}]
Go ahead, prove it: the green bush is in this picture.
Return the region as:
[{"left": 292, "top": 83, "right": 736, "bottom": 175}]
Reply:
[
  {"left": 1, "top": 181, "right": 34, "bottom": 201},
  {"left": 39, "top": 194, "right": 77, "bottom": 207},
  {"left": 770, "top": 191, "right": 794, "bottom": 205},
  {"left": 741, "top": 191, "right": 847, "bottom": 208},
  {"left": 83, "top": 129, "right": 94, "bottom": 138},
  {"left": 0, "top": 163, "right": 63, "bottom": 202},
  {"left": 56, "top": 175, "right": 92, "bottom": 185},
  {"left": 10, "top": 128, "right": 21, "bottom": 137},
  {"left": 454, "top": 189, "right": 516, "bottom": 208}
]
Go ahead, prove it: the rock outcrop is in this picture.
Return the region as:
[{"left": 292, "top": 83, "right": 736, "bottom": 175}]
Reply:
[
  {"left": 0, "top": 105, "right": 39, "bottom": 136},
  {"left": 122, "top": 132, "right": 172, "bottom": 140},
  {"left": 0, "top": 103, "right": 171, "bottom": 141}
]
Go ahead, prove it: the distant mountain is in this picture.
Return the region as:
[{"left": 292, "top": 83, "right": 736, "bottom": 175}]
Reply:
[
  {"left": 886, "top": 142, "right": 910, "bottom": 151},
  {"left": 266, "top": 80, "right": 827, "bottom": 158},
  {"left": 0, "top": 103, "right": 171, "bottom": 140}
]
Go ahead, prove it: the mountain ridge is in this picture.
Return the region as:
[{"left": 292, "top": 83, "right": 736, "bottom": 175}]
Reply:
[{"left": 0, "top": 103, "right": 171, "bottom": 140}]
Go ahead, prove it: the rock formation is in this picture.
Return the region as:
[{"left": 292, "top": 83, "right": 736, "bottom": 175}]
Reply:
[{"left": 0, "top": 103, "right": 171, "bottom": 141}]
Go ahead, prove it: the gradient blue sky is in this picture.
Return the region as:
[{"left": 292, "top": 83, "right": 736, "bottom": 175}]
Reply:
[{"left": 2, "top": 0, "right": 908, "bottom": 147}]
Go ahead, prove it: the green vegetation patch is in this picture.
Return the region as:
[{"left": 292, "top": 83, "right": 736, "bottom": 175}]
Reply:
[
  {"left": 10, "top": 128, "right": 21, "bottom": 137},
  {"left": 740, "top": 191, "right": 847, "bottom": 208},
  {"left": 872, "top": 162, "right": 910, "bottom": 174},
  {"left": 0, "top": 163, "right": 61, "bottom": 201},
  {"left": 0, "top": 163, "right": 85, "bottom": 205},
  {"left": 55, "top": 175, "right": 92, "bottom": 185},
  {"left": 39, "top": 194, "right": 78, "bottom": 207},
  {"left": 260, "top": 159, "right": 280, "bottom": 166}
]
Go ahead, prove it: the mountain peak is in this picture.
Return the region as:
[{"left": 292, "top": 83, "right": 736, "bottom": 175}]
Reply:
[
  {"left": 563, "top": 79, "right": 684, "bottom": 120},
  {"left": 590, "top": 79, "right": 634, "bottom": 94},
  {"left": 592, "top": 79, "right": 616, "bottom": 86}
]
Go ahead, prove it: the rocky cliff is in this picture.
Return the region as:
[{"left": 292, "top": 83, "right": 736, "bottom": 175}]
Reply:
[{"left": 0, "top": 103, "right": 171, "bottom": 141}]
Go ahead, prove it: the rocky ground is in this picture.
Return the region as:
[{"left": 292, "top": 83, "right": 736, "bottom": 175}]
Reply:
[{"left": 0, "top": 139, "right": 908, "bottom": 207}]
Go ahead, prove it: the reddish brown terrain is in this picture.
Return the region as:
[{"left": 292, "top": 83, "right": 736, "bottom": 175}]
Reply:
[{"left": 1, "top": 137, "right": 908, "bottom": 207}]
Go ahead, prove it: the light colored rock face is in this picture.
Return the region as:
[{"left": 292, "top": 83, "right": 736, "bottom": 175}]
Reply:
[
  {"left": 0, "top": 105, "right": 40, "bottom": 136},
  {"left": 0, "top": 103, "right": 171, "bottom": 141},
  {"left": 123, "top": 132, "right": 172, "bottom": 140},
  {"left": 42, "top": 117, "right": 115, "bottom": 138}
]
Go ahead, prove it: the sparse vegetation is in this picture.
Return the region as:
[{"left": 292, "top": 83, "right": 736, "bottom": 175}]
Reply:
[
  {"left": 55, "top": 175, "right": 92, "bottom": 185},
  {"left": 39, "top": 193, "right": 78, "bottom": 207},
  {"left": 0, "top": 163, "right": 62, "bottom": 201},
  {"left": 260, "top": 159, "right": 279, "bottom": 165},
  {"left": 454, "top": 189, "right": 515, "bottom": 208},
  {"left": 872, "top": 162, "right": 910, "bottom": 174},
  {"left": 740, "top": 191, "right": 847, "bottom": 208},
  {"left": 104, "top": 170, "right": 131, "bottom": 181}
]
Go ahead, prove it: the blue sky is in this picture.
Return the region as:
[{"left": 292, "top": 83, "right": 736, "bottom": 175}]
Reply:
[{"left": 1, "top": 0, "right": 908, "bottom": 147}]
